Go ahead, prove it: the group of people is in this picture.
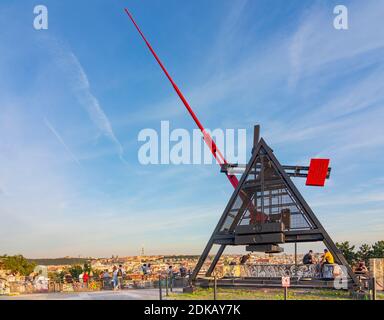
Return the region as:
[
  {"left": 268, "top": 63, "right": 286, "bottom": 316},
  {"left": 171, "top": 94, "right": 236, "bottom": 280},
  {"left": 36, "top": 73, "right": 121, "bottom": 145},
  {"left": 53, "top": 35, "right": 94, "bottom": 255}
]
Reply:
[
  {"left": 303, "top": 249, "right": 334, "bottom": 266},
  {"left": 141, "top": 263, "right": 152, "bottom": 279},
  {"left": 101, "top": 265, "right": 125, "bottom": 290},
  {"left": 168, "top": 265, "right": 190, "bottom": 278},
  {"left": 302, "top": 249, "right": 338, "bottom": 278},
  {"left": 141, "top": 264, "right": 189, "bottom": 279},
  {"left": 78, "top": 271, "right": 91, "bottom": 286},
  {"left": 303, "top": 248, "right": 370, "bottom": 277}
]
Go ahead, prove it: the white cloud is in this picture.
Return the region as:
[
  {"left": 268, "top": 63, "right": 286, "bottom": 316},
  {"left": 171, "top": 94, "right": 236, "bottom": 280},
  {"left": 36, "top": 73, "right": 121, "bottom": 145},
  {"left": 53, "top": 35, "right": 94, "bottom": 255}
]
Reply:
[{"left": 51, "top": 41, "right": 126, "bottom": 162}]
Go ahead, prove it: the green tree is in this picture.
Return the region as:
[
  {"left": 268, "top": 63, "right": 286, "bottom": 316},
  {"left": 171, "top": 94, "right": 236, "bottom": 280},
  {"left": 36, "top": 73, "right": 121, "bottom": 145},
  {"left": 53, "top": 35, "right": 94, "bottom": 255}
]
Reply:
[
  {"left": 371, "top": 240, "right": 384, "bottom": 258},
  {"left": 336, "top": 241, "right": 357, "bottom": 265},
  {"left": 68, "top": 265, "right": 83, "bottom": 280},
  {"left": 48, "top": 271, "right": 65, "bottom": 283},
  {"left": 356, "top": 244, "right": 373, "bottom": 265},
  {"left": 0, "top": 255, "right": 36, "bottom": 276}
]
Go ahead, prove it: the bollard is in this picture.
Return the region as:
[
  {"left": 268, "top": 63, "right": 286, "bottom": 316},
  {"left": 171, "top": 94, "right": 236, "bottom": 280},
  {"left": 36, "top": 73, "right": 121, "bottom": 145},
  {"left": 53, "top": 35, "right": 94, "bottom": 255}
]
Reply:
[
  {"left": 213, "top": 275, "right": 217, "bottom": 300},
  {"left": 158, "top": 274, "right": 163, "bottom": 300},
  {"left": 165, "top": 275, "right": 169, "bottom": 296},
  {"left": 284, "top": 287, "right": 288, "bottom": 300},
  {"left": 188, "top": 270, "right": 192, "bottom": 287},
  {"left": 371, "top": 277, "right": 376, "bottom": 301}
]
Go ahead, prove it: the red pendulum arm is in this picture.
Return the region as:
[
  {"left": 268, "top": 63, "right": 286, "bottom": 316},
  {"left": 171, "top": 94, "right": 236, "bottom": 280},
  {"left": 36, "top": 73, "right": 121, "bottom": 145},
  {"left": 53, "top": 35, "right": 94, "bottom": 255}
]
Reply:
[{"left": 124, "top": 8, "right": 239, "bottom": 189}]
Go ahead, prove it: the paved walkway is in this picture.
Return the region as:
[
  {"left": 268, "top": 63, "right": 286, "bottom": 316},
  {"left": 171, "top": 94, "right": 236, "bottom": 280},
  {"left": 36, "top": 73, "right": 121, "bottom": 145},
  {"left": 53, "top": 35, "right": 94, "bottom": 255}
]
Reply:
[{"left": 0, "top": 288, "right": 182, "bottom": 300}]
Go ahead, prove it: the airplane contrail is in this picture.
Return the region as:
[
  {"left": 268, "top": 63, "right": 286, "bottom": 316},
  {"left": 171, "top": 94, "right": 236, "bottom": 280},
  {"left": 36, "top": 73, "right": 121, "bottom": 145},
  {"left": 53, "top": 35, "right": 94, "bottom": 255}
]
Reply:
[{"left": 44, "top": 117, "right": 81, "bottom": 166}]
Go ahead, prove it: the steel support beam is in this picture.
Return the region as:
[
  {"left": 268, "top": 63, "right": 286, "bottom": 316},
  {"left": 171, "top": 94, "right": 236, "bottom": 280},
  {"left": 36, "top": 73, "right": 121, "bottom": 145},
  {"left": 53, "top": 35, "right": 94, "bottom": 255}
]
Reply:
[{"left": 206, "top": 245, "right": 226, "bottom": 277}]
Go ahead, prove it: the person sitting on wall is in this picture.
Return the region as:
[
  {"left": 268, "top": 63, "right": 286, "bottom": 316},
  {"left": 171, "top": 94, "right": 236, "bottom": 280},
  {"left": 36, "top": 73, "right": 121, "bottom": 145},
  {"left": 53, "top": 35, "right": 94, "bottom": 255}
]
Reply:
[
  {"left": 321, "top": 249, "right": 334, "bottom": 265},
  {"left": 355, "top": 261, "right": 368, "bottom": 274},
  {"left": 240, "top": 254, "right": 251, "bottom": 265},
  {"left": 320, "top": 249, "right": 335, "bottom": 278},
  {"left": 303, "top": 250, "right": 315, "bottom": 264},
  {"left": 102, "top": 269, "right": 111, "bottom": 289}
]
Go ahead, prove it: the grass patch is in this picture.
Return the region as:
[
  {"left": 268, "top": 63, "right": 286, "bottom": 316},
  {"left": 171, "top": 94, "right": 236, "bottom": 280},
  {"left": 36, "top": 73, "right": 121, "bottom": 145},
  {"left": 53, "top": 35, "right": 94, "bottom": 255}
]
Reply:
[{"left": 168, "top": 287, "right": 358, "bottom": 300}]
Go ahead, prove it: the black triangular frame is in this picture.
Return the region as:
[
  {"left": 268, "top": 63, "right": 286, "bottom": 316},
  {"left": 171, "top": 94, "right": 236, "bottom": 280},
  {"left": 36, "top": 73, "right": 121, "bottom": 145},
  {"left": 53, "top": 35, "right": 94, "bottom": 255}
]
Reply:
[{"left": 191, "top": 138, "right": 359, "bottom": 287}]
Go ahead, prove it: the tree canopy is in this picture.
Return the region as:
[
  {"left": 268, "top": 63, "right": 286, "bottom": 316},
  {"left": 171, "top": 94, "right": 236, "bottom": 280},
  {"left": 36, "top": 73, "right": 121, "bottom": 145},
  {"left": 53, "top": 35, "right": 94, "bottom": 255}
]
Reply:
[
  {"left": 0, "top": 255, "right": 36, "bottom": 276},
  {"left": 336, "top": 240, "right": 384, "bottom": 265}
]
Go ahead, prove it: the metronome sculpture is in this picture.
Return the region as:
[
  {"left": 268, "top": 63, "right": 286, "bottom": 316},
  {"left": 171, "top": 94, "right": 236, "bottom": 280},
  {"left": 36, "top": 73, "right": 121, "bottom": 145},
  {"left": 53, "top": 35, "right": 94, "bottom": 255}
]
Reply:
[
  {"left": 191, "top": 125, "right": 359, "bottom": 288},
  {"left": 123, "top": 10, "right": 360, "bottom": 289}
]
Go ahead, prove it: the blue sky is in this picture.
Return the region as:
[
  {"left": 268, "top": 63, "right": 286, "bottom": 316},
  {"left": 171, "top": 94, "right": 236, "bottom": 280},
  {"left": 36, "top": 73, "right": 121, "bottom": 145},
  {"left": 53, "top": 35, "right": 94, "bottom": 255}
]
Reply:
[{"left": 0, "top": 0, "right": 383, "bottom": 258}]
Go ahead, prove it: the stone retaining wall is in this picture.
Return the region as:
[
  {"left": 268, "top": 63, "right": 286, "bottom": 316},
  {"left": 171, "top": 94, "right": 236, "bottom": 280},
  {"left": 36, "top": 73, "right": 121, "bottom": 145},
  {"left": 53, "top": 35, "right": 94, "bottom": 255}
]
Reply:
[
  {"left": 218, "top": 263, "right": 345, "bottom": 279},
  {"left": 370, "top": 258, "right": 384, "bottom": 291}
]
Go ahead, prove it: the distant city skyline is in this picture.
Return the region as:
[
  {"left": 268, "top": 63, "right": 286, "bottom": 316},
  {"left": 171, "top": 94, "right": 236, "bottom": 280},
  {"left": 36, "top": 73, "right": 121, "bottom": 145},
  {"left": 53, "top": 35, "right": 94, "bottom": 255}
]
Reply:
[{"left": 1, "top": 0, "right": 384, "bottom": 257}]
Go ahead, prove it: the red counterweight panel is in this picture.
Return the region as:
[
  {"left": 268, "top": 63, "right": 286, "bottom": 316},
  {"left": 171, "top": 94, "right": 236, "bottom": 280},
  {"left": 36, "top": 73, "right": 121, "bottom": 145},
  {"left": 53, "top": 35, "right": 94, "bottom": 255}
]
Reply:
[{"left": 306, "top": 159, "right": 330, "bottom": 187}]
